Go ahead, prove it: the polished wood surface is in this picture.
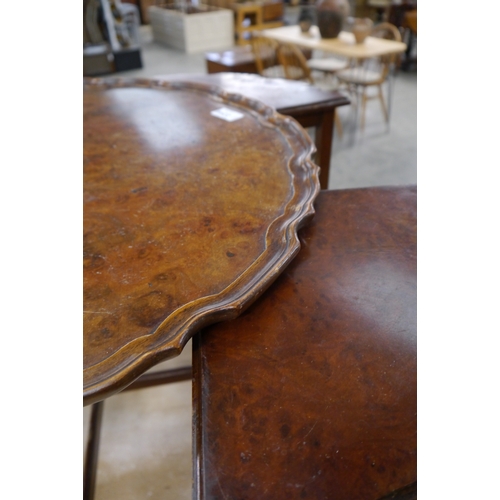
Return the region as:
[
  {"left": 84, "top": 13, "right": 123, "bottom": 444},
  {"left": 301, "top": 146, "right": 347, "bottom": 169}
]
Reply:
[
  {"left": 83, "top": 77, "right": 320, "bottom": 405},
  {"left": 193, "top": 186, "right": 417, "bottom": 499},
  {"left": 205, "top": 46, "right": 259, "bottom": 74},
  {"left": 156, "top": 73, "right": 350, "bottom": 189},
  {"left": 261, "top": 25, "right": 407, "bottom": 59}
]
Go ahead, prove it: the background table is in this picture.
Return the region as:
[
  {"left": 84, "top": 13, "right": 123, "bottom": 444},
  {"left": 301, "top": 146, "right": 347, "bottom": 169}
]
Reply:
[
  {"left": 193, "top": 186, "right": 417, "bottom": 499},
  {"left": 261, "top": 25, "right": 407, "bottom": 59},
  {"left": 156, "top": 73, "right": 350, "bottom": 189}
]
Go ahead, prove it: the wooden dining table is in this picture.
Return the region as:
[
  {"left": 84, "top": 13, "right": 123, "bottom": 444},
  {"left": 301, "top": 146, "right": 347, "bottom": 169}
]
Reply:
[
  {"left": 261, "top": 25, "right": 407, "bottom": 139},
  {"left": 260, "top": 25, "right": 407, "bottom": 60}
]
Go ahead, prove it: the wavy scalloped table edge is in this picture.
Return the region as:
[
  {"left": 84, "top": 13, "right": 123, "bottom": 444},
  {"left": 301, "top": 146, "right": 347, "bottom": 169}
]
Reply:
[{"left": 83, "top": 77, "right": 320, "bottom": 406}]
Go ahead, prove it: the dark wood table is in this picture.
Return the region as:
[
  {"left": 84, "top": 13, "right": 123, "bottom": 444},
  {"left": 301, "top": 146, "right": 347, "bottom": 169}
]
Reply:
[
  {"left": 205, "top": 45, "right": 260, "bottom": 74},
  {"left": 156, "top": 73, "right": 350, "bottom": 189},
  {"left": 193, "top": 186, "right": 417, "bottom": 500},
  {"left": 83, "top": 77, "right": 320, "bottom": 406}
]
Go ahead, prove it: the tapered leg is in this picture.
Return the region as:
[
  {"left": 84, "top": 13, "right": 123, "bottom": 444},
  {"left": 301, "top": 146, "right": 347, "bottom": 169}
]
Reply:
[
  {"left": 83, "top": 401, "right": 104, "bottom": 500},
  {"left": 335, "top": 113, "right": 343, "bottom": 140},
  {"left": 314, "top": 108, "right": 335, "bottom": 189},
  {"left": 360, "top": 89, "right": 368, "bottom": 131},
  {"left": 378, "top": 84, "right": 389, "bottom": 123}
]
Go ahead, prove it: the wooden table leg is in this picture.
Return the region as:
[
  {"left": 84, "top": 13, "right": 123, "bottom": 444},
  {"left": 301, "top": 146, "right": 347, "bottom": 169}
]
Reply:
[
  {"left": 83, "top": 401, "right": 104, "bottom": 500},
  {"left": 292, "top": 109, "right": 335, "bottom": 190},
  {"left": 313, "top": 109, "right": 335, "bottom": 190},
  {"left": 82, "top": 368, "right": 192, "bottom": 499}
]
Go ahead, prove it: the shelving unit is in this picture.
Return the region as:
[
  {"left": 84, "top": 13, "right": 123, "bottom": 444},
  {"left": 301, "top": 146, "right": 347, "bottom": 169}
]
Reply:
[{"left": 232, "top": 2, "right": 284, "bottom": 45}]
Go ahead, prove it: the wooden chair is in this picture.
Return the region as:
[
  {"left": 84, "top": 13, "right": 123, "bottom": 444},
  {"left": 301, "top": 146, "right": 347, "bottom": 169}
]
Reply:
[
  {"left": 250, "top": 34, "right": 283, "bottom": 77},
  {"left": 306, "top": 54, "right": 349, "bottom": 82},
  {"left": 335, "top": 22, "right": 402, "bottom": 131},
  {"left": 276, "top": 41, "right": 314, "bottom": 82},
  {"left": 277, "top": 42, "right": 343, "bottom": 138}
]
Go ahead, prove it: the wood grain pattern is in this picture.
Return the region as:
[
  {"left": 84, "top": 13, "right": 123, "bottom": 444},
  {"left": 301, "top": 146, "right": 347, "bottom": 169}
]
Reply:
[
  {"left": 83, "top": 77, "right": 319, "bottom": 405},
  {"left": 193, "top": 186, "right": 417, "bottom": 500},
  {"left": 154, "top": 73, "right": 350, "bottom": 189}
]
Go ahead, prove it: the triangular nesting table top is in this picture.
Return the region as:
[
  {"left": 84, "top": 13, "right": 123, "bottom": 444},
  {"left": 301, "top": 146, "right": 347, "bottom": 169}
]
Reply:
[{"left": 83, "top": 78, "right": 319, "bottom": 405}]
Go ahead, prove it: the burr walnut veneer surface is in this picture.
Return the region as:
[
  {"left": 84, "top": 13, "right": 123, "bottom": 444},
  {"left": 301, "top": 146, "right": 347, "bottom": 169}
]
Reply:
[
  {"left": 155, "top": 73, "right": 350, "bottom": 189},
  {"left": 193, "top": 186, "right": 417, "bottom": 500},
  {"left": 83, "top": 78, "right": 319, "bottom": 405}
]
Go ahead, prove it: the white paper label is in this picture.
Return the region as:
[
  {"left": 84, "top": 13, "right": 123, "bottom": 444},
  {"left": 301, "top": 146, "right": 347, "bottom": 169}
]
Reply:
[{"left": 210, "top": 107, "right": 244, "bottom": 122}]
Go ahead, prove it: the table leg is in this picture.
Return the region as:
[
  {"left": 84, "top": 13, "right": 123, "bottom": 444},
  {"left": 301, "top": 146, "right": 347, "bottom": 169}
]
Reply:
[
  {"left": 293, "top": 110, "right": 335, "bottom": 190},
  {"left": 346, "top": 84, "right": 362, "bottom": 147},
  {"left": 387, "top": 64, "right": 396, "bottom": 132},
  {"left": 83, "top": 401, "right": 104, "bottom": 500},
  {"left": 314, "top": 109, "right": 334, "bottom": 190}
]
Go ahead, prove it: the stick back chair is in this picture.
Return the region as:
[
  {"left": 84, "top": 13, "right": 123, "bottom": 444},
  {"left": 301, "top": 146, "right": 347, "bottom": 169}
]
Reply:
[
  {"left": 276, "top": 41, "right": 314, "bottom": 82},
  {"left": 336, "top": 22, "right": 402, "bottom": 131},
  {"left": 276, "top": 42, "right": 343, "bottom": 139},
  {"left": 250, "top": 34, "right": 283, "bottom": 78}
]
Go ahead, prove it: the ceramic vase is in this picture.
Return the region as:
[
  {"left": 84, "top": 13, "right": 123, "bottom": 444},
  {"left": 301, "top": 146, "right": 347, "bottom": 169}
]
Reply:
[
  {"left": 298, "top": 5, "right": 316, "bottom": 33},
  {"left": 316, "top": 0, "right": 350, "bottom": 39},
  {"left": 347, "top": 17, "right": 374, "bottom": 43}
]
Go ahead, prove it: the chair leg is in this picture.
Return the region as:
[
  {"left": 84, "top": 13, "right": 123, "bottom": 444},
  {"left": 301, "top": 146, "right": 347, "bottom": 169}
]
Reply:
[
  {"left": 335, "top": 112, "right": 343, "bottom": 139},
  {"left": 82, "top": 367, "right": 192, "bottom": 500},
  {"left": 360, "top": 88, "right": 368, "bottom": 131},
  {"left": 83, "top": 401, "right": 105, "bottom": 500},
  {"left": 378, "top": 84, "right": 389, "bottom": 123}
]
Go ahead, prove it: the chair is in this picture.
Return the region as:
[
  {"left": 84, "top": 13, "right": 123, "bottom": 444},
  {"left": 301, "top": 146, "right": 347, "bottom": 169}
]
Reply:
[
  {"left": 277, "top": 42, "right": 343, "bottom": 138},
  {"left": 250, "top": 34, "right": 283, "bottom": 77},
  {"left": 336, "top": 22, "right": 402, "bottom": 131},
  {"left": 276, "top": 41, "right": 314, "bottom": 82},
  {"left": 307, "top": 54, "right": 350, "bottom": 81}
]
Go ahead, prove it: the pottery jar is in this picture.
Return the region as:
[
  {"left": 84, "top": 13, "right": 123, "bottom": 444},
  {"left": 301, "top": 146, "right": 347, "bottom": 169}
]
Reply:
[
  {"left": 316, "top": 0, "right": 350, "bottom": 39},
  {"left": 346, "top": 16, "right": 374, "bottom": 43}
]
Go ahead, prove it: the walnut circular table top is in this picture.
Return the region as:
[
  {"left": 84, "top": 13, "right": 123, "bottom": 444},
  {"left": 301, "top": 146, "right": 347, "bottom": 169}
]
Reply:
[{"left": 83, "top": 77, "right": 319, "bottom": 405}]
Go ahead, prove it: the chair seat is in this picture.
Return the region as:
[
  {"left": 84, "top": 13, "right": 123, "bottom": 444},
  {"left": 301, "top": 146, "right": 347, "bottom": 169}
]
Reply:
[
  {"left": 307, "top": 57, "right": 348, "bottom": 72},
  {"left": 336, "top": 67, "right": 383, "bottom": 85},
  {"left": 262, "top": 65, "right": 285, "bottom": 78}
]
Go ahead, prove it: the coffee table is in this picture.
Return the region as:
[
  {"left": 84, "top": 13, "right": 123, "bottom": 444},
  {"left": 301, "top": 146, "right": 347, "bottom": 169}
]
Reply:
[{"left": 83, "top": 77, "right": 320, "bottom": 406}]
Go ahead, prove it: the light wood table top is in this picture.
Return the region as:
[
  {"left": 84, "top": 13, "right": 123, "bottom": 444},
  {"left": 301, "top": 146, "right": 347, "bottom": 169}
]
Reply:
[
  {"left": 260, "top": 25, "right": 407, "bottom": 59},
  {"left": 83, "top": 77, "right": 319, "bottom": 405}
]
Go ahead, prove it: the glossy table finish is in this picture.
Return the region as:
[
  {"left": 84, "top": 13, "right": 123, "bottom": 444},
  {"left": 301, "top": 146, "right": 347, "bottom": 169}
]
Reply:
[
  {"left": 193, "top": 186, "right": 417, "bottom": 500},
  {"left": 156, "top": 73, "right": 350, "bottom": 189},
  {"left": 83, "top": 77, "right": 320, "bottom": 405}
]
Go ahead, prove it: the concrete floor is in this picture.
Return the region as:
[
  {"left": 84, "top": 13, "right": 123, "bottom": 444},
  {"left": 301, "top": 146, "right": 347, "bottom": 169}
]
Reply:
[{"left": 84, "top": 14, "right": 416, "bottom": 500}]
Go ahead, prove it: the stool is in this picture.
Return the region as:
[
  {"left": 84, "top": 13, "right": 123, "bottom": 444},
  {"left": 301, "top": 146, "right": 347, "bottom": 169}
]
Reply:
[{"left": 193, "top": 186, "right": 417, "bottom": 499}]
